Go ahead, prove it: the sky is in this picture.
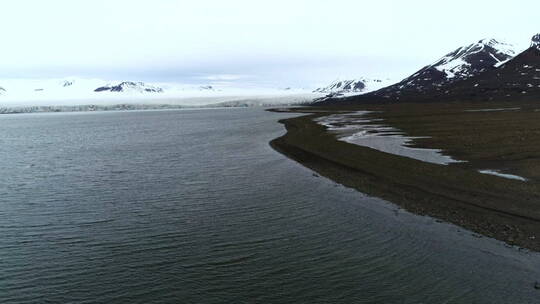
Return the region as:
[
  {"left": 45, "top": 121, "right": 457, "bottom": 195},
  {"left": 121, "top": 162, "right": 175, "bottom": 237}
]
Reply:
[{"left": 0, "top": 0, "right": 539, "bottom": 88}]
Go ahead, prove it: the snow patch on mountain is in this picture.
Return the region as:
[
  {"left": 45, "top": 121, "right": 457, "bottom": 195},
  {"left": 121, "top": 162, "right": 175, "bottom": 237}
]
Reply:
[{"left": 532, "top": 34, "right": 540, "bottom": 50}]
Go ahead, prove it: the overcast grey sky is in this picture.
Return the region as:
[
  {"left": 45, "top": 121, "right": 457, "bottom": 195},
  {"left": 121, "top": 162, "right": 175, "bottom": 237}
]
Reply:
[{"left": 1, "top": 0, "right": 538, "bottom": 87}]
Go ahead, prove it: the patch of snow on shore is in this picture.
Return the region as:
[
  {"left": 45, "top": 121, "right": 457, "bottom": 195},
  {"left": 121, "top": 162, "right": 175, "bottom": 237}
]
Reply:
[
  {"left": 478, "top": 170, "right": 527, "bottom": 182},
  {"left": 465, "top": 107, "right": 521, "bottom": 112}
]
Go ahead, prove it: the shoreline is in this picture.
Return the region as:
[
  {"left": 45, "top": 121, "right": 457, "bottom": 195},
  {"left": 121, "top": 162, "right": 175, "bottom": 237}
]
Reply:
[
  {"left": 0, "top": 102, "right": 313, "bottom": 115},
  {"left": 269, "top": 105, "right": 540, "bottom": 252}
]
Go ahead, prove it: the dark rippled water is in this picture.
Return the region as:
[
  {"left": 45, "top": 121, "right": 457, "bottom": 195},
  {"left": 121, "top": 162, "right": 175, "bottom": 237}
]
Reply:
[{"left": 1, "top": 108, "right": 539, "bottom": 303}]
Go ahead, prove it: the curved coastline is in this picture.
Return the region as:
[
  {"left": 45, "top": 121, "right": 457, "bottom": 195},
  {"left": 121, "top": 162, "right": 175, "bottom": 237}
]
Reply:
[{"left": 269, "top": 106, "right": 540, "bottom": 252}]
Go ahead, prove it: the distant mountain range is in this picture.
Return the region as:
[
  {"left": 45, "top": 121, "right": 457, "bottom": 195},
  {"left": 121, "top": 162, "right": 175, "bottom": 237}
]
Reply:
[
  {"left": 0, "top": 78, "right": 316, "bottom": 104},
  {"left": 317, "top": 34, "right": 540, "bottom": 105},
  {"left": 313, "top": 78, "right": 392, "bottom": 96},
  {"left": 94, "top": 82, "right": 164, "bottom": 93},
  {"left": 4, "top": 34, "right": 538, "bottom": 108},
  {"left": 92, "top": 82, "right": 217, "bottom": 94},
  {"left": 0, "top": 79, "right": 222, "bottom": 96},
  {"left": 0, "top": 78, "right": 319, "bottom": 111}
]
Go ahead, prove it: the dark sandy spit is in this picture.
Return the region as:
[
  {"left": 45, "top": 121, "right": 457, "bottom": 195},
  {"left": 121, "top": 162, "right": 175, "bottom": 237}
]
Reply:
[{"left": 269, "top": 102, "right": 540, "bottom": 252}]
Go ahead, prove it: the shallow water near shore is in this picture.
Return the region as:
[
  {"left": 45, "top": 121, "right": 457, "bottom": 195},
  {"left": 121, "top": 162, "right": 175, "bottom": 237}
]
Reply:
[
  {"left": 316, "top": 111, "right": 463, "bottom": 165},
  {"left": 1, "top": 108, "right": 539, "bottom": 303}
]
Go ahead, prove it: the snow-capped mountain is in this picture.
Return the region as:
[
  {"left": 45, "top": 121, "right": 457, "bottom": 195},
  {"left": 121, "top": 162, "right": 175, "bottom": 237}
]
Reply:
[
  {"left": 316, "top": 38, "right": 521, "bottom": 105},
  {"left": 314, "top": 78, "right": 391, "bottom": 95},
  {"left": 61, "top": 80, "right": 74, "bottom": 87},
  {"left": 420, "top": 38, "right": 515, "bottom": 82},
  {"left": 435, "top": 34, "right": 540, "bottom": 102},
  {"left": 375, "top": 39, "right": 517, "bottom": 98},
  {"left": 0, "top": 77, "right": 319, "bottom": 111},
  {"left": 434, "top": 39, "right": 516, "bottom": 76},
  {"left": 94, "top": 81, "right": 164, "bottom": 93},
  {"left": 316, "top": 35, "right": 539, "bottom": 106},
  {"left": 199, "top": 85, "right": 215, "bottom": 91}
]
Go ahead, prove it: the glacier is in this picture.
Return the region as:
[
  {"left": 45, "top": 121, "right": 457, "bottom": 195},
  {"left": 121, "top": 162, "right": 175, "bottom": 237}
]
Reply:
[{"left": 0, "top": 77, "right": 323, "bottom": 111}]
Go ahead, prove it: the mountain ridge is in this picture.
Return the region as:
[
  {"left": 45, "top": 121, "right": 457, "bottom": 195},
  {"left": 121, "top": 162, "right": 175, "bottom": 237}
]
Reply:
[
  {"left": 315, "top": 36, "right": 539, "bottom": 105},
  {"left": 94, "top": 81, "right": 164, "bottom": 93},
  {"left": 372, "top": 38, "right": 517, "bottom": 100},
  {"left": 313, "top": 78, "right": 389, "bottom": 94}
]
